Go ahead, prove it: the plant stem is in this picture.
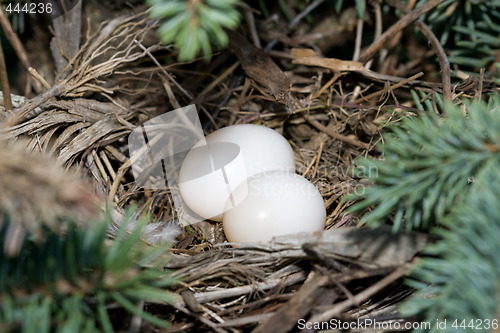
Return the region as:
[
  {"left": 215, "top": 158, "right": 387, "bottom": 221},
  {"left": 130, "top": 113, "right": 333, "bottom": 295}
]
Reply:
[{"left": 0, "top": 38, "right": 12, "bottom": 113}]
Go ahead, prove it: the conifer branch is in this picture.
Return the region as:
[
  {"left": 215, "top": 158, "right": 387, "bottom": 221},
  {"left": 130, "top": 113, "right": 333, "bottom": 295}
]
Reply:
[
  {"left": 348, "top": 96, "right": 500, "bottom": 231},
  {"left": 401, "top": 161, "right": 500, "bottom": 332},
  {"left": 0, "top": 212, "right": 175, "bottom": 332},
  {"left": 346, "top": 95, "right": 500, "bottom": 332},
  {"left": 148, "top": 0, "right": 241, "bottom": 61}
]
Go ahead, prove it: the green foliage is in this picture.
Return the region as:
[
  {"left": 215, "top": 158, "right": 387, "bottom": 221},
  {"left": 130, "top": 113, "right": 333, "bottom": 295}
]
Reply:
[
  {"left": 148, "top": 0, "right": 241, "bottom": 61},
  {"left": 146, "top": 0, "right": 371, "bottom": 62},
  {"left": 348, "top": 95, "right": 500, "bottom": 231},
  {"left": 347, "top": 95, "right": 500, "bottom": 332},
  {"left": 0, "top": 3, "right": 33, "bottom": 34},
  {"left": 411, "top": 90, "right": 444, "bottom": 114},
  {"left": 330, "top": 0, "right": 365, "bottom": 17},
  {"left": 0, "top": 211, "right": 175, "bottom": 332},
  {"left": 400, "top": 161, "right": 500, "bottom": 332},
  {"left": 414, "top": 0, "right": 500, "bottom": 77}
]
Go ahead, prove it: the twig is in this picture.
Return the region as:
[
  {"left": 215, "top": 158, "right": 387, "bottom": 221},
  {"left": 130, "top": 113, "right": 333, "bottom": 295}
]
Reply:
[
  {"left": 133, "top": 40, "right": 193, "bottom": 100},
  {"left": 352, "top": 0, "right": 366, "bottom": 62},
  {"left": 252, "top": 273, "right": 330, "bottom": 333},
  {"left": 169, "top": 302, "right": 229, "bottom": 333},
  {"left": 385, "top": 0, "right": 452, "bottom": 103},
  {"left": 193, "top": 271, "right": 307, "bottom": 304},
  {"left": 0, "top": 7, "right": 43, "bottom": 94},
  {"left": 303, "top": 114, "right": 370, "bottom": 150},
  {"left": 301, "top": 153, "right": 318, "bottom": 178},
  {"left": 161, "top": 76, "right": 181, "bottom": 109},
  {"left": 135, "top": 39, "right": 218, "bottom": 126},
  {"left": 333, "top": 214, "right": 353, "bottom": 229},
  {"left": 288, "top": 0, "right": 325, "bottom": 35},
  {"left": 353, "top": 18, "right": 364, "bottom": 62},
  {"left": 264, "top": 0, "right": 325, "bottom": 52},
  {"left": 109, "top": 165, "right": 127, "bottom": 203},
  {"left": 92, "top": 149, "right": 109, "bottom": 185},
  {"left": 195, "top": 61, "right": 240, "bottom": 101},
  {"left": 372, "top": 1, "right": 383, "bottom": 70},
  {"left": 309, "top": 263, "right": 411, "bottom": 323},
  {"left": 240, "top": 2, "right": 261, "bottom": 48},
  {"left": 28, "top": 67, "right": 51, "bottom": 89},
  {"left": 359, "top": 0, "right": 447, "bottom": 63},
  {"left": 216, "top": 313, "right": 275, "bottom": 328},
  {"left": 415, "top": 20, "right": 452, "bottom": 103},
  {"left": 352, "top": 71, "right": 424, "bottom": 104},
  {"left": 312, "top": 72, "right": 342, "bottom": 99},
  {"left": 0, "top": 39, "right": 12, "bottom": 113},
  {"left": 476, "top": 68, "right": 484, "bottom": 101},
  {"left": 313, "top": 141, "right": 324, "bottom": 178}
]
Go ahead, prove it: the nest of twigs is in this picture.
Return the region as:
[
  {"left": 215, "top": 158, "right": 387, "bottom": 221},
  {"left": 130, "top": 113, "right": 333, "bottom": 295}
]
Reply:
[{"left": 0, "top": 6, "right": 496, "bottom": 332}]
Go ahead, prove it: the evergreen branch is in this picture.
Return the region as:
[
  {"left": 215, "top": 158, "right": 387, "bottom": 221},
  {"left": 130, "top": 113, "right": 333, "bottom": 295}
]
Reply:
[
  {"left": 412, "top": 0, "right": 500, "bottom": 77},
  {"left": 347, "top": 95, "right": 500, "bottom": 231},
  {"left": 0, "top": 211, "right": 176, "bottom": 332},
  {"left": 411, "top": 90, "right": 444, "bottom": 113},
  {"left": 148, "top": 0, "right": 241, "bottom": 61},
  {"left": 346, "top": 96, "right": 500, "bottom": 331},
  {"left": 400, "top": 160, "right": 500, "bottom": 332}
]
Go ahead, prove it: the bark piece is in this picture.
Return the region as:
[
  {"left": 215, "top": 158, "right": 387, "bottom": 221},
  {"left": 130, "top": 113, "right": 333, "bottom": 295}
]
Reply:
[{"left": 227, "top": 30, "right": 294, "bottom": 111}]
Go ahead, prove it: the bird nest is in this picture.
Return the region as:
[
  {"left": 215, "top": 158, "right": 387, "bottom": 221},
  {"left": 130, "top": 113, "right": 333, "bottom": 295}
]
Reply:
[{"left": 0, "top": 10, "right": 490, "bottom": 332}]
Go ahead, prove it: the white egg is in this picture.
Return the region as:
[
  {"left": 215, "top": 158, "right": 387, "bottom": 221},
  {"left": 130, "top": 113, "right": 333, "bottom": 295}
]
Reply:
[
  {"left": 179, "top": 124, "right": 296, "bottom": 221},
  {"left": 222, "top": 171, "right": 326, "bottom": 243}
]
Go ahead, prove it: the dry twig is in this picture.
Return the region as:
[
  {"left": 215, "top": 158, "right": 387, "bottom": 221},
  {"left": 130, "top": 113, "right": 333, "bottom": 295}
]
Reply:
[
  {"left": 359, "top": 0, "right": 447, "bottom": 63},
  {"left": 0, "top": 7, "right": 43, "bottom": 94},
  {"left": 385, "top": 0, "right": 452, "bottom": 103},
  {"left": 0, "top": 39, "right": 12, "bottom": 113}
]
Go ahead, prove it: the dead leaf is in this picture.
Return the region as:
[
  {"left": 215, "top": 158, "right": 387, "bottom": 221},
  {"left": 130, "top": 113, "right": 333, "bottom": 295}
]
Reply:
[
  {"left": 290, "top": 48, "right": 420, "bottom": 85},
  {"left": 227, "top": 30, "right": 295, "bottom": 111},
  {"left": 291, "top": 48, "right": 367, "bottom": 72}
]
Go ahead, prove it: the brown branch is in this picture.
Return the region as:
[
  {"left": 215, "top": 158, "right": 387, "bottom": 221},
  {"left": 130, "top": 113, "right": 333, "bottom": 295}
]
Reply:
[
  {"left": 240, "top": 2, "right": 261, "bottom": 48},
  {"left": 385, "top": 0, "right": 452, "bottom": 103},
  {"left": 371, "top": 1, "right": 384, "bottom": 69},
  {"left": 308, "top": 263, "right": 411, "bottom": 323},
  {"left": 414, "top": 21, "right": 452, "bottom": 103},
  {"left": 0, "top": 7, "right": 43, "bottom": 94},
  {"left": 476, "top": 67, "right": 485, "bottom": 100},
  {"left": 352, "top": 18, "right": 364, "bottom": 62},
  {"left": 28, "top": 67, "right": 51, "bottom": 89},
  {"left": 0, "top": 38, "right": 12, "bottom": 112},
  {"left": 352, "top": 1, "right": 365, "bottom": 62},
  {"left": 359, "top": 0, "right": 447, "bottom": 63}
]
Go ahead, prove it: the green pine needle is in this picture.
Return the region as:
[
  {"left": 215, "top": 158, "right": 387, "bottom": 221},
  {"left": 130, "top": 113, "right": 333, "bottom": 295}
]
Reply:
[
  {"left": 411, "top": 0, "right": 500, "bottom": 77},
  {"left": 346, "top": 95, "right": 500, "bottom": 332},
  {"left": 400, "top": 160, "right": 500, "bottom": 332},
  {"left": 347, "top": 95, "right": 500, "bottom": 231},
  {"left": 148, "top": 0, "right": 241, "bottom": 61},
  {"left": 0, "top": 211, "right": 176, "bottom": 332}
]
